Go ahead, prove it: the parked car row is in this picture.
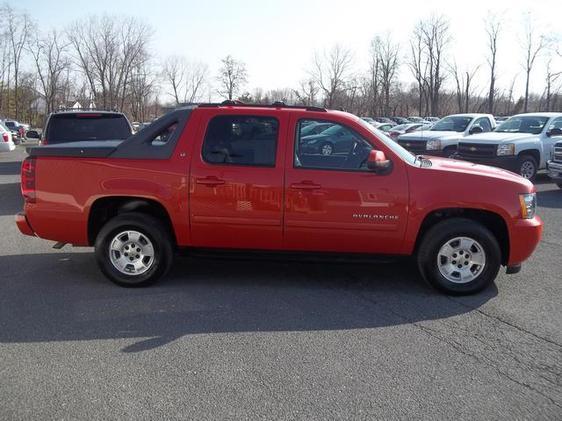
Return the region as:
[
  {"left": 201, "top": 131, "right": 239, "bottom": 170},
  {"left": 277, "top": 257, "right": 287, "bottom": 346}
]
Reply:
[{"left": 394, "top": 112, "right": 562, "bottom": 181}]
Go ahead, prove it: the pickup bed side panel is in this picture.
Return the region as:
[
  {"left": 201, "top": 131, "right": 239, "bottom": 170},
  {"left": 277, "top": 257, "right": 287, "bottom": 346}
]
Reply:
[{"left": 25, "top": 114, "right": 200, "bottom": 246}]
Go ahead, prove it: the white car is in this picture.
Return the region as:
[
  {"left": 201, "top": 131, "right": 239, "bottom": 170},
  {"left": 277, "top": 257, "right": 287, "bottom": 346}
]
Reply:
[
  {"left": 0, "top": 122, "right": 15, "bottom": 152},
  {"left": 457, "top": 113, "right": 562, "bottom": 180},
  {"left": 397, "top": 113, "right": 496, "bottom": 157}
]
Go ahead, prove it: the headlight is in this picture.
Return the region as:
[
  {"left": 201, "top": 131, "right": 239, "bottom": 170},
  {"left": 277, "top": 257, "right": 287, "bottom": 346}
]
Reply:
[
  {"left": 426, "top": 139, "right": 441, "bottom": 150},
  {"left": 519, "top": 193, "right": 536, "bottom": 219},
  {"left": 497, "top": 144, "right": 515, "bottom": 156}
]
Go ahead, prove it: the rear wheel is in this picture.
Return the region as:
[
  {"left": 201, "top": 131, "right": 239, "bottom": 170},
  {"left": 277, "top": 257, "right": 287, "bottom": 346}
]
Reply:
[
  {"left": 517, "top": 154, "right": 538, "bottom": 180},
  {"left": 557, "top": 183, "right": 562, "bottom": 189},
  {"left": 95, "top": 212, "right": 174, "bottom": 287},
  {"left": 417, "top": 218, "right": 501, "bottom": 295}
]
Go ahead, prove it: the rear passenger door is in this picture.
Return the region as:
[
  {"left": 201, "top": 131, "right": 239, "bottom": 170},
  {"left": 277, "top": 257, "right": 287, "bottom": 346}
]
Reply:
[{"left": 189, "top": 111, "right": 287, "bottom": 249}]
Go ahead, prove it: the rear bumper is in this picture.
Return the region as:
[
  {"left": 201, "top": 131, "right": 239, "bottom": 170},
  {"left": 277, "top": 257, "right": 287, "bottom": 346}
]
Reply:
[
  {"left": 15, "top": 212, "right": 35, "bottom": 236},
  {"left": 455, "top": 154, "right": 519, "bottom": 173},
  {"left": 508, "top": 216, "right": 543, "bottom": 266},
  {"left": 546, "top": 160, "right": 562, "bottom": 182}
]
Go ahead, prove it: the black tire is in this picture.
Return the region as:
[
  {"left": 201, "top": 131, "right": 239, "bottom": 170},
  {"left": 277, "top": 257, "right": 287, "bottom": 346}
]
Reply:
[
  {"left": 517, "top": 154, "right": 538, "bottom": 180},
  {"left": 319, "top": 142, "right": 334, "bottom": 156},
  {"left": 443, "top": 146, "right": 457, "bottom": 159},
  {"left": 557, "top": 183, "right": 562, "bottom": 189},
  {"left": 94, "top": 212, "right": 174, "bottom": 287},
  {"left": 417, "top": 218, "right": 501, "bottom": 295}
]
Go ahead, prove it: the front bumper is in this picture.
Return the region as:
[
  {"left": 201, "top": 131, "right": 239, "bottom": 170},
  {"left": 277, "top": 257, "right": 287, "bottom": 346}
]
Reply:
[
  {"left": 15, "top": 212, "right": 35, "bottom": 236},
  {"left": 546, "top": 160, "right": 562, "bottom": 182},
  {"left": 508, "top": 216, "right": 543, "bottom": 266},
  {"left": 454, "top": 154, "right": 519, "bottom": 173}
]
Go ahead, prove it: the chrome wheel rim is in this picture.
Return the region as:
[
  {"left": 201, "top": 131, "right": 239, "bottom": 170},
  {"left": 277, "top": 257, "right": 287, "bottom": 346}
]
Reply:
[
  {"left": 321, "top": 144, "right": 333, "bottom": 155},
  {"left": 437, "top": 236, "right": 486, "bottom": 284},
  {"left": 109, "top": 230, "right": 155, "bottom": 275},
  {"left": 520, "top": 161, "right": 535, "bottom": 179}
]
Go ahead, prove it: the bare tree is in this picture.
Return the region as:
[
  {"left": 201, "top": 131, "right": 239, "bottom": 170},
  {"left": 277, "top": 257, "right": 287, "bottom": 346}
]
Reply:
[
  {"left": 419, "top": 15, "right": 450, "bottom": 116},
  {"left": 368, "top": 37, "right": 382, "bottom": 115},
  {"left": 67, "top": 15, "right": 152, "bottom": 109},
  {"left": 450, "top": 61, "right": 480, "bottom": 113},
  {"left": 2, "top": 4, "right": 32, "bottom": 119},
  {"left": 293, "top": 78, "right": 319, "bottom": 106},
  {"left": 521, "top": 14, "right": 547, "bottom": 112},
  {"left": 28, "top": 30, "right": 71, "bottom": 113},
  {"left": 485, "top": 15, "right": 501, "bottom": 114},
  {"left": 216, "top": 55, "right": 247, "bottom": 100},
  {"left": 162, "top": 56, "right": 208, "bottom": 105},
  {"left": 544, "top": 57, "right": 562, "bottom": 111},
  {"left": 409, "top": 24, "right": 427, "bottom": 115},
  {"left": 376, "top": 34, "right": 400, "bottom": 115},
  {"left": 311, "top": 45, "right": 353, "bottom": 108}
]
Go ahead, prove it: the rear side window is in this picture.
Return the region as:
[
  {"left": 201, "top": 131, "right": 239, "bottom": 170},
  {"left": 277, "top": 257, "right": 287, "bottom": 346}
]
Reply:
[
  {"left": 202, "top": 115, "right": 279, "bottom": 166},
  {"left": 46, "top": 113, "right": 131, "bottom": 144}
]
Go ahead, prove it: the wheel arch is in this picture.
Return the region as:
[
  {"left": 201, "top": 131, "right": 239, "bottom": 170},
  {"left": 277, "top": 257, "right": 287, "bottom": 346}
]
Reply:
[
  {"left": 414, "top": 208, "right": 510, "bottom": 266},
  {"left": 88, "top": 196, "right": 177, "bottom": 247}
]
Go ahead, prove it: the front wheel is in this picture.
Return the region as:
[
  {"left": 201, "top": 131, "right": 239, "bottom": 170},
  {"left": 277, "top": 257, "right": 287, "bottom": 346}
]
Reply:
[
  {"left": 517, "top": 155, "right": 538, "bottom": 180},
  {"left": 320, "top": 142, "right": 334, "bottom": 156},
  {"left": 95, "top": 212, "right": 174, "bottom": 287},
  {"left": 417, "top": 218, "right": 501, "bottom": 295}
]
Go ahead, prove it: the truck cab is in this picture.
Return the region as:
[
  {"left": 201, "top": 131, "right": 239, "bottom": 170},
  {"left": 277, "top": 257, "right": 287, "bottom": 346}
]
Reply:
[
  {"left": 16, "top": 103, "right": 543, "bottom": 295},
  {"left": 397, "top": 113, "right": 495, "bottom": 158}
]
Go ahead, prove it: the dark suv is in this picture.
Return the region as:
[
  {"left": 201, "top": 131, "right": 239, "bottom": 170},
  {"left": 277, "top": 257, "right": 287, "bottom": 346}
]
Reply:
[{"left": 41, "top": 110, "right": 132, "bottom": 145}]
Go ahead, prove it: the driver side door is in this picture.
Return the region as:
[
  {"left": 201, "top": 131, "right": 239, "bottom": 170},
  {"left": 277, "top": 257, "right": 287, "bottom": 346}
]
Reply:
[{"left": 284, "top": 116, "right": 409, "bottom": 254}]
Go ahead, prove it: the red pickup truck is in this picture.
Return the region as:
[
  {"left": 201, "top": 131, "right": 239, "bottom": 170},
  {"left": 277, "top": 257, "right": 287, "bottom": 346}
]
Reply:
[{"left": 16, "top": 103, "right": 543, "bottom": 294}]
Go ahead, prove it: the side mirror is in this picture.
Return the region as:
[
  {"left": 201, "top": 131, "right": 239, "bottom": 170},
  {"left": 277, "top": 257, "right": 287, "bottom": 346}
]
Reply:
[
  {"left": 367, "top": 150, "right": 392, "bottom": 174},
  {"left": 469, "top": 126, "right": 483, "bottom": 134},
  {"left": 547, "top": 127, "right": 562, "bottom": 137}
]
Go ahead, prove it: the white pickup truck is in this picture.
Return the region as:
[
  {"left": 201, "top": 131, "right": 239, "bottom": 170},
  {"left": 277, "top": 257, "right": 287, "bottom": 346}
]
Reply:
[
  {"left": 456, "top": 113, "right": 562, "bottom": 180},
  {"left": 397, "top": 113, "right": 495, "bottom": 157}
]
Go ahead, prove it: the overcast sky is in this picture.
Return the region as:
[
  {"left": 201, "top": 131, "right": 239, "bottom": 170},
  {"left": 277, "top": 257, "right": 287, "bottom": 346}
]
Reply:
[{"left": 16, "top": 0, "right": 562, "bottom": 98}]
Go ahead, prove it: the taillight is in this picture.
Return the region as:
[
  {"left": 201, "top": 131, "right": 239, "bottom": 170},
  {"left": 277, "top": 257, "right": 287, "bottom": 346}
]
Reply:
[
  {"left": 21, "top": 157, "right": 37, "bottom": 203},
  {"left": 2, "top": 132, "right": 8, "bottom": 142}
]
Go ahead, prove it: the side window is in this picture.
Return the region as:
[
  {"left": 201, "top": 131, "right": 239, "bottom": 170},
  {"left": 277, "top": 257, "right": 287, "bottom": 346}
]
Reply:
[
  {"left": 295, "top": 119, "right": 373, "bottom": 171},
  {"left": 548, "top": 117, "right": 562, "bottom": 132},
  {"left": 474, "top": 117, "right": 492, "bottom": 132},
  {"left": 202, "top": 115, "right": 279, "bottom": 166},
  {"left": 151, "top": 123, "right": 178, "bottom": 146}
]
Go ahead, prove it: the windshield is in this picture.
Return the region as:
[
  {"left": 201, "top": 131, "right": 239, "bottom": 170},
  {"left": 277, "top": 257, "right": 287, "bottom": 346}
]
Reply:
[
  {"left": 431, "top": 116, "right": 472, "bottom": 132},
  {"left": 356, "top": 117, "right": 416, "bottom": 165},
  {"left": 495, "top": 116, "right": 549, "bottom": 135}
]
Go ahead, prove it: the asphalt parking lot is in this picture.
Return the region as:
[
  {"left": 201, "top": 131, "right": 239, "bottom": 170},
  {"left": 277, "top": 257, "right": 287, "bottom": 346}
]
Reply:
[{"left": 0, "top": 145, "right": 561, "bottom": 419}]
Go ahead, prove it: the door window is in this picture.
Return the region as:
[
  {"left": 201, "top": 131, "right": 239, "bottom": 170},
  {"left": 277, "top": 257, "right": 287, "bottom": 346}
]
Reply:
[
  {"left": 295, "top": 119, "right": 373, "bottom": 171},
  {"left": 473, "top": 117, "right": 492, "bottom": 132},
  {"left": 202, "top": 115, "right": 279, "bottom": 166}
]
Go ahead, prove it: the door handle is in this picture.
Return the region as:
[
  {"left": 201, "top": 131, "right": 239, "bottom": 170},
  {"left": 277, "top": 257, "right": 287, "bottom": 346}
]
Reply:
[
  {"left": 290, "top": 181, "right": 322, "bottom": 190},
  {"left": 196, "top": 176, "right": 225, "bottom": 187}
]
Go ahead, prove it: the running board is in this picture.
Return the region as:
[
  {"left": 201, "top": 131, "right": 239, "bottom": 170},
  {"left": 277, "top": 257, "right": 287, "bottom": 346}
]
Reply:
[{"left": 52, "top": 242, "right": 66, "bottom": 249}]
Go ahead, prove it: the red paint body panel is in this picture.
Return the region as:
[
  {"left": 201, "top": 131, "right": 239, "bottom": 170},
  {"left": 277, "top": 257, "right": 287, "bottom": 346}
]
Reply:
[{"left": 17, "top": 106, "right": 543, "bottom": 269}]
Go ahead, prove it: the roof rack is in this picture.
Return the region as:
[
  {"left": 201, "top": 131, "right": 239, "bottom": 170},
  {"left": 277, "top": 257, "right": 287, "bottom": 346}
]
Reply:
[{"left": 198, "top": 100, "right": 327, "bottom": 112}]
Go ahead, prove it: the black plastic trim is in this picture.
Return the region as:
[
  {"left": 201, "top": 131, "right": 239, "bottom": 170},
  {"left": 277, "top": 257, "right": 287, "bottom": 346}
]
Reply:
[
  {"left": 110, "top": 108, "right": 193, "bottom": 159},
  {"left": 27, "top": 141, "right": 122, "bottom": 158}
]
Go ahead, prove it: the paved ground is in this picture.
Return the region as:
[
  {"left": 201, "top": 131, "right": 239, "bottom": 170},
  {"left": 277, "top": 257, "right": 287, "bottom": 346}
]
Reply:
[{"left": 0, "top": 145, "right": 561, "bottom": 420}]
